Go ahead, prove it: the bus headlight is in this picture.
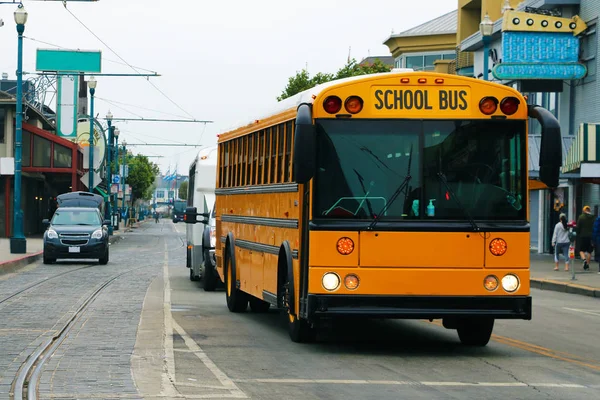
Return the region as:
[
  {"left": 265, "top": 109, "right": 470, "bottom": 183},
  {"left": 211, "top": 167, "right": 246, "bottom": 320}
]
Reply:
[
  {"left": 322, "top": 272, "right": 340, "bottom": 291},
  {"left": 501, "top": 274, "right": 520, "bottom": 292}
]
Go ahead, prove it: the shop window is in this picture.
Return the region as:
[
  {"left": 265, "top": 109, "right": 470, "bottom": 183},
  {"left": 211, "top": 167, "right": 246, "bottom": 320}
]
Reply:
[
  {"left": 53, "top": 143, "right": 72, "bottom": 168},
  {"left": 22, "top": 131, "right": 31, "bottom": 167}
]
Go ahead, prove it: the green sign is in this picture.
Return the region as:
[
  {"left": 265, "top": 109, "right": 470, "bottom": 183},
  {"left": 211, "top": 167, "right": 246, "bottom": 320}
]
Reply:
[{"left": 36, "top": 49, "right": 102, "bottom": 73}]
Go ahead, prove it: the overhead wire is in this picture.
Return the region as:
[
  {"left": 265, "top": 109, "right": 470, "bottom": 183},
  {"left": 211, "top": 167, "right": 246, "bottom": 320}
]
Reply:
[
  {"left": 62, "top": 4, "right": 197, "bottom": 120},
  {"left": 95, "top": 97, "right": 192, "bottom": 120}
]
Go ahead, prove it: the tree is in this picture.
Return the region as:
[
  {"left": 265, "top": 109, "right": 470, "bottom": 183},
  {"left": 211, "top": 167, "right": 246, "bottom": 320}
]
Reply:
[
  {"left": 125, "top": 154, "right": 159, "bottom": 202},
  {"left": 277, "top": 58, "right": 392, "bottom": 100},
  {"left": 178, "top": 181, "right": 188, "bottom": 200}
]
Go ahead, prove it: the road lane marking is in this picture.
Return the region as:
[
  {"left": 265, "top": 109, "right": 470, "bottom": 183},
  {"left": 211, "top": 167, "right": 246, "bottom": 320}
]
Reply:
[
  {"left": 563, "top": 307, "right": 600, "bottom": 317},
  {"left": 164, "top": 237, "right": 247, "bottom": 399},
  {"left": 233, "top": 378, "right": 589, "bottom": 388},
  {"left": 427, "top": 320, "right": 600, "bottom": 372}
]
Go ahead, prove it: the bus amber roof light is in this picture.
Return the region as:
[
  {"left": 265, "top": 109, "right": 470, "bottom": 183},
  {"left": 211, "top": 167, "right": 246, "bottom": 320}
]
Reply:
[
  {"left": 435, "top": 78, "right": 444, "bottom": 84},
  {"left": 323, "top": 96, "right": 342, "bottom": 114},
  {"left": 344, "top": 96, "right": 363, "bottom": 114},
  {"left": 418, "top": 78, "right": 427, "bottom": 84},
  {"left": 500, "top": 97, "right": 520, "bottom": 115},
  {"left": 479, "top": 97, "right": 498, "bottom": 115},
  {"left": 337, "top": 237, "right": 354, "bottom": 255},
  {"left": 400, "top": 78, "right": 410, "bottom": 83},
  {"left": 489, "top": 238, "right": 507, "bottom": 256}
]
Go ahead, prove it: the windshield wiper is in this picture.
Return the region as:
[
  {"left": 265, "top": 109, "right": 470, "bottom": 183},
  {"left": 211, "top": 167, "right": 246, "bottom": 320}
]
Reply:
[
  {"left": 436, "top": 172, "right": 480, "bottom": 232},
  {"left": 368, "top": 144, "right": 413, "bottom": 231},
  {"left": 354, "top": 169, "right": 375, "bottom": 218}
]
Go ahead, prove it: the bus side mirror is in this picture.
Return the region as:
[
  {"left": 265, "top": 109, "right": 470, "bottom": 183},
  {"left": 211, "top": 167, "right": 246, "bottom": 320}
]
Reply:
[
  {"left": 184, "top": 207, "right": 198, "bottom": 224},
  {"left": 293, "top": 103, "right": 317, "bottom": 184},
  {"left": 529, "top": 105, "right": 561, "bottom": 188}
]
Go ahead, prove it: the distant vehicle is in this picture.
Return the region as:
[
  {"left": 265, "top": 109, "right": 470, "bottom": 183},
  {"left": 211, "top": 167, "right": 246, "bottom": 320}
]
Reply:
[
  {"left": 172, "top": 200, "right": 187, "bottom": 223},
  {"left": 185, "top": 146, "right": 218, "bottom": 290},
  {"left": 57, "top": 191, "right": 104, "bottom": 214},
  {"left": 42, "top": 207, "right": 110, "bottom": 265}
]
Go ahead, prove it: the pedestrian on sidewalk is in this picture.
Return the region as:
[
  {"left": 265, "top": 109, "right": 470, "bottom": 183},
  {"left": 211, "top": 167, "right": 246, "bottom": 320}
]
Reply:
[
  {"left": 592, "top": 213, "right": 600, "bottom": 274},
  {"left": 576, "top": 205, "right": 595, "bottom": 271},
  {"left": 552, "top": 213, "right": 571, "bottom": 271}
]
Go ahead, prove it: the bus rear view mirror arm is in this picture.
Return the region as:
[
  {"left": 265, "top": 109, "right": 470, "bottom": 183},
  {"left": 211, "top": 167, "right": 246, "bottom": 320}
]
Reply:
[
  {"left": 529, "top": 105, "right": 562, "bottom": 188},
  {"left": 183, "top": 207, "right": 208, "bottom": 224},
  {"left": 293, "top": 103, "right": 317, "bottom": 184}
]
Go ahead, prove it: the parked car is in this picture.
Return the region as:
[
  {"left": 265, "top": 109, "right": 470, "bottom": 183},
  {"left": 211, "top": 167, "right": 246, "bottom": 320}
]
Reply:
[{"left": 42, "top": 207, "right": 110, "bottom": 265}]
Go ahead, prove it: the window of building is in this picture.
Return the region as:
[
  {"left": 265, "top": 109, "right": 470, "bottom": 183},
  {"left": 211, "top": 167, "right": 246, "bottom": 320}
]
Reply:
[
  {"left": 581, "top": 21, "right": 597, "bottom": 82},
  {"left": 33, "top": 135, "right": 51, "bottom": 167},
  {"left": 53, "top": 143, "right": 72, "bottom": 168},
  {"left": 401, "top": 51, "right": 455, "bottom": 71}
]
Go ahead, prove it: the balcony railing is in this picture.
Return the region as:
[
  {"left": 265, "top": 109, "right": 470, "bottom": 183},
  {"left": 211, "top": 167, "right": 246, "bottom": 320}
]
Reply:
[{"left": 455, "top": 45, "right": 474, "bottom": 72}]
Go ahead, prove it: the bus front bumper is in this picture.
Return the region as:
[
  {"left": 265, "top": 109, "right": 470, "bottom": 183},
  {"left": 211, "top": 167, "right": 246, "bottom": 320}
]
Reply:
[{"left": 306, "top": 295, "right": 531, "bottom": 320}]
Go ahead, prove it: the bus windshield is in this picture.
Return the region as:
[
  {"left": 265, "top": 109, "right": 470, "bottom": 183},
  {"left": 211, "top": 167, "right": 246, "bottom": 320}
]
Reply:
[{"left": 313, "top": 119, "right": 526, "bottom": 221}]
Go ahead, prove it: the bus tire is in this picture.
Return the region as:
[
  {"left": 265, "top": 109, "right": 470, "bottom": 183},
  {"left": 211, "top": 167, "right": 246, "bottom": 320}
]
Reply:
[
  {"left": 203, "top": 247, "right": 218, "bottom": 292},
  {"left": 283, "top": 265, "right": 315, "bottom": 343},
  {"left": 224, "top": 244, "right": 248, "bottom": 312},
  {"left": 249, "top": 296, "right": 270, "bottom": 313},
  {"left": 457, "top": 318, "right": 494, "bottom": 346}
]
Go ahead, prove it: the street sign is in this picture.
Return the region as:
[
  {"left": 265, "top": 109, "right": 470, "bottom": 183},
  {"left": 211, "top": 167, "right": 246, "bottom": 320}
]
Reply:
[
  {"left": 36, "top": 49, "right": 102, "bottom": 73},
  {"left": 80, "top": 171, "right": 102, "bottom": 189},
  {"left": 120, "top": 165, "right": 129, "bottom": 177},
  {"left": 112, "top": 175, "right": 121, "bottom": 184},
  {"left": 111, "top": 183, "right": 119, "bottom": 194}
]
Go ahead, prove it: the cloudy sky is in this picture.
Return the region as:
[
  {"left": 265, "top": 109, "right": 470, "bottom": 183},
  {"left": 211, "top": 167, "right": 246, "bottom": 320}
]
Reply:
[{"left": 0, "top": 0, "right": 456, "bottom": 175}]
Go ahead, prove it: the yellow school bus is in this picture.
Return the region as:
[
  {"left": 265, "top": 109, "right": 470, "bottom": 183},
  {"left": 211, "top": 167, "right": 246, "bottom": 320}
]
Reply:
[{"left": 207, "top": 71, "right": 561, "bottom": 345}]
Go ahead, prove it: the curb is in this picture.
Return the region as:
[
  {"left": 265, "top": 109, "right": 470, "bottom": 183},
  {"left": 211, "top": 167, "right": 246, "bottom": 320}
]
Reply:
[
  {"left": 531, "top": 278, "right": 600, "bottom": 298},
  {"left": 0, "top": 251, "right": 43, "bottom": 275}
]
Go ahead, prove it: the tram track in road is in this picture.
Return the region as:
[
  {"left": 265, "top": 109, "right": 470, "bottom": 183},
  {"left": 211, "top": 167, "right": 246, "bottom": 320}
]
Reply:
[
  {"left": 0, "top": 264, "right": 98, "bottom": 307},
  {"left": 9, "top": 264, "right": 150, "bottom": 400}
]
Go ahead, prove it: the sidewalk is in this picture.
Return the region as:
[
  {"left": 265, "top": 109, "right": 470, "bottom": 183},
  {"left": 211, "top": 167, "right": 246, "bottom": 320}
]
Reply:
[
  {"left": 530, "top": 252, "right": 600, "bottom": 298},
  {"left": 0, "top": 225, "right": 135, "bottom": 274}
]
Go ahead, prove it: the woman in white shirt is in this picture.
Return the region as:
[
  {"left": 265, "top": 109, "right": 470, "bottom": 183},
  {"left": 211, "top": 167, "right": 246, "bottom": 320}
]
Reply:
[{"left": 552, "top": 213, "right": 571, "bottom": 271}]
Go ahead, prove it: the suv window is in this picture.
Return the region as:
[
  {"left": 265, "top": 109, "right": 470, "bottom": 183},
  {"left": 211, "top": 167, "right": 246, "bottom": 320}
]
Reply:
[{"left": 52, "top": 209, "right": 101, "bottom": 225}]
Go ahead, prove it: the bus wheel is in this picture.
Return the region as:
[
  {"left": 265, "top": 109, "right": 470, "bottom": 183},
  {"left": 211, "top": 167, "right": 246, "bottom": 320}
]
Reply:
[
  {"left": 284, "top": 280, "right": 315, "bottom": 343},
  {"left": 225, "top": 251, "right": 248, "bottom": 312},
  {"left": 457, "top": 318, "right": 494, "bottom": 346},
  {"left": 203, "top": 248, "right": 218, "bottom": 292},
  {"left": 249, "top": 297, "right": 270, "bottom": 313}
]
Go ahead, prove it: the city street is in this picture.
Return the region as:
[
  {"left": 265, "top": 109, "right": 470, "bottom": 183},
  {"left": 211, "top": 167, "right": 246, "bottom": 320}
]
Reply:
[{"left": 0, "top": 220, "right": 598, "bottom": 399}]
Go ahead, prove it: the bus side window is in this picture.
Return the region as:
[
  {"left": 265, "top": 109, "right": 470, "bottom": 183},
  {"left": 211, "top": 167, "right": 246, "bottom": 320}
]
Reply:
[{"left": 285, "top": 121, "right": 293, "bottom": 182}]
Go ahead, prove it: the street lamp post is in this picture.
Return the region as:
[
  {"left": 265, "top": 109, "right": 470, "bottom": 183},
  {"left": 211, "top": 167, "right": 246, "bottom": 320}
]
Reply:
[
  {"left": 121, "top": 141, "right": 127, "bottom": 214},
  {"left": 105, "top": 110, "right": 113, "bottom": 235},
  {"left": 10, "top": 3, "right": 28, "bottom": 254},
  {"left": 87, "top": 76, "right": 97, "bottom": 192},
  {"left": 480, "top": 13, "right": 494, "bottom": 81},
  {"left": 113, "top": 127, "right": 120, "bottom": 230}
]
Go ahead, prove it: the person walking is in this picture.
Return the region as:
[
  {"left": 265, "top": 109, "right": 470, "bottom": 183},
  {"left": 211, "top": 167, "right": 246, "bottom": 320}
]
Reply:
[
  {"left": 576, "top": 205, "right": 595, "bottom": 271},
  {"left": 552, "top": 213, "right": 571, "bottom": 271},
  {"left": 592, "top": 213, "right": 600, "bottom": 274}
]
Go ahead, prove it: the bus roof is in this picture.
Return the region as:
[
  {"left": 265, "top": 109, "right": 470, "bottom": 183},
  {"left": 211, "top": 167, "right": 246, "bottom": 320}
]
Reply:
[{"left": 220, "top": 71, "right": 409, "bottom": 137}]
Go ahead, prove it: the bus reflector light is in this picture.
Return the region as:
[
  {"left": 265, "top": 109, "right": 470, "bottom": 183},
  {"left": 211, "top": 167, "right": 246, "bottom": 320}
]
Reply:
[
  {"left": 322, "top": 272, "right": 340, "bottom": 291},
  {"left": 400, "top": 78, "right": 410, "bottom": 83},
  {"left": 418, "top": 78, "right": 427, "bottom": 83},
  {"left": 489, "top": 238, "right": 507, "bottom": 256},
  {"left": 337, "top": 237, "right": 354, "bottom": 255},
  {"left": 344, "top": 274, "right": 360, "bottom": 290},
  {"left": 500, "top": 97, "right": 520, "bottom": 115},
  {"left": 435, "top": 78, "right": 444, "bottom": 84},
  {"left": 323, "top": 96, "right": 342, "bottom": 114},
  {"left": 479, "top": 97, "right": 498, "bottom": 115},
  {"left": 502, "top": 274, "right": 519, "bottom": 292},
  {"left": 484, "top": 275, "right": 499, "bottom": 291},
  {"left": 344, "top": 96, "right": 363, "bottom": 114}
]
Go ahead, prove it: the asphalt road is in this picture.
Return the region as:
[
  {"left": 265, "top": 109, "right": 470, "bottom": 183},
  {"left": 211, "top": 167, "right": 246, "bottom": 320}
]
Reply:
[
  {"left": 163, "top": 221, "right": 600, "bottom": 400},
  {"left": 1, "top": 220, "right": 598, "bottom": 400}
]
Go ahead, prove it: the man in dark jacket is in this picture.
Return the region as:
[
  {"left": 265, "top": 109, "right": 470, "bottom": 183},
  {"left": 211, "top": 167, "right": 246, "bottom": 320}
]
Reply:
[{"left": 576, "top": 205, "right": 595, "bottom": 270}]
